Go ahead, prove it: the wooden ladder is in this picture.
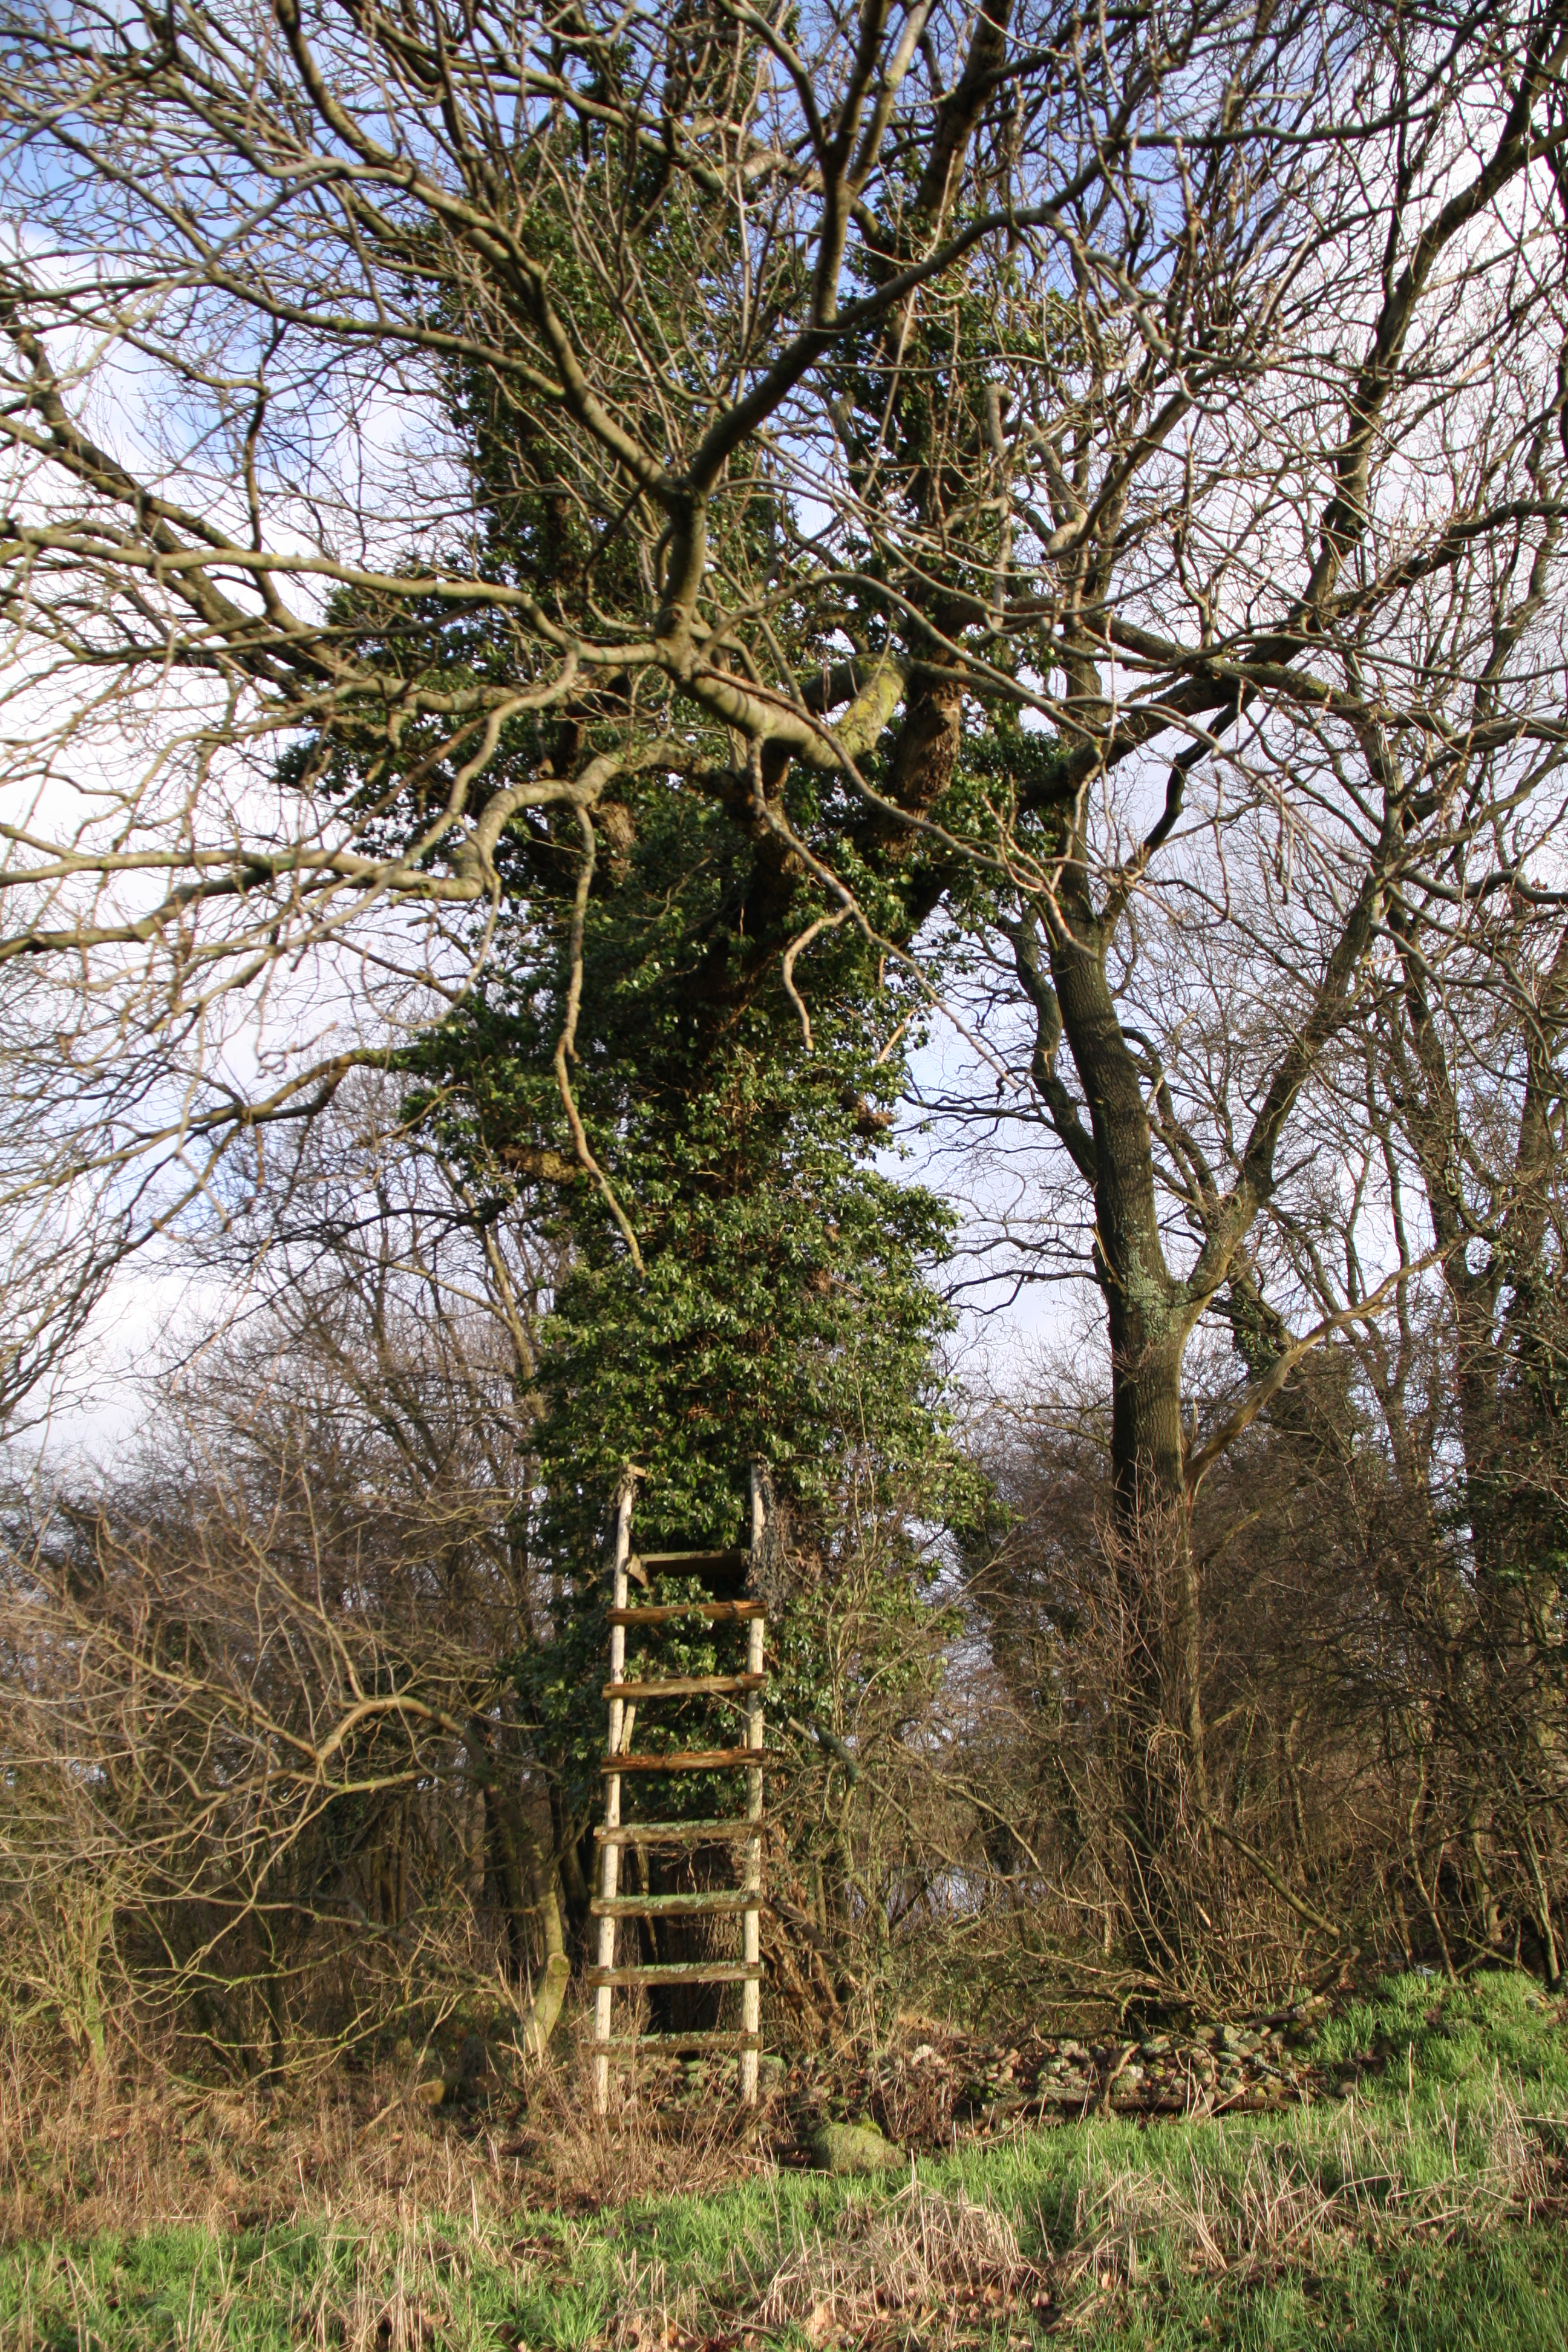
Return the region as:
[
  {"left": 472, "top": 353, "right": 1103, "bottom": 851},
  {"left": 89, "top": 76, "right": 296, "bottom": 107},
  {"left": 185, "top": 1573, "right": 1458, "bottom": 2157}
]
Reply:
[{"left": 591, "top": 1468, "right": 767, "bottom": 2112}]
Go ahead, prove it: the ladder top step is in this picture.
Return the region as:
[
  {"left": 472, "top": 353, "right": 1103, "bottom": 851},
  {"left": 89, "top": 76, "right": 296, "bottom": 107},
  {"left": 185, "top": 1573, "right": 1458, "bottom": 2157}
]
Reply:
[
  {"left": 587, "top": 1962, "right": 765, "bottom": 1985},
  {"left": 604, "top": 1673, "right": 765, "bottom": 1700},
  {"left": 592, "top": 1889, "right": 759, "bottom": 1917},
  {"left": 595, "top": 1819, "right": 762, "bottom": 1845},
  {"left": 630, "top": 1549, "right": 749, "bottom": 1573},
  {"left": 604, "top": 1747, "right": 762, "bottom": 1774},
  {"left": 610, "top": 1600, "right": 764, "bottom": 1625},
  {"left": 598, "top": 2031, "right": 763, "bottom": 2053}
]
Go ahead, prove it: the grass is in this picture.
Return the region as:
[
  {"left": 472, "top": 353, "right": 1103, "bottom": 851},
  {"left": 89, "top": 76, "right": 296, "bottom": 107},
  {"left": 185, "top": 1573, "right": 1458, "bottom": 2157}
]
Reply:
[{"left": 2, "top": 1973, "right": 1566, "bottom": 2350}]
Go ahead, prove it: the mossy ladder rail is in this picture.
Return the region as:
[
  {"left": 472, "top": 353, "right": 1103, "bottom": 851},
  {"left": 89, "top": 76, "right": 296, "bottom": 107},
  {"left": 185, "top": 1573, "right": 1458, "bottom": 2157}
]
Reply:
[{"left": 590, "top": 1469, "right": 767, "bottom": 2112}]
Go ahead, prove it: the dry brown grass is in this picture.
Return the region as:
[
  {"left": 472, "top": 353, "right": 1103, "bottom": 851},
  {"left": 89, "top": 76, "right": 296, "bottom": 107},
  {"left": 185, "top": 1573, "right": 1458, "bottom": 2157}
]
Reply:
[
  {"left": 0, "top": 2009, "right": 779, "bottom": 2248},
  {"left": 732, "top": 2174, "right": 1050, "bottom": 2348},
  {"left": 501, "top": 2036, "right": 781, "bottom": 2214},
  {"left": 289, "top": 2222, "right": 456, "bottom": 2350},
  {"left": 0, "top": 2042, "right": 512, "bottom": 2246}
]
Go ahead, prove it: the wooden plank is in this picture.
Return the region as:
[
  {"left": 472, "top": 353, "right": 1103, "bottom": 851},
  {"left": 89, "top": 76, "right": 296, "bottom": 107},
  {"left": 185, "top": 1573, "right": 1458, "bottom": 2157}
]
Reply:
[
  {"left": 610, "top": 1601, "right": 764, "bottom": 1625},
  {"left": 592, "top": 1889, "right": 757, "bottom": 1918},
  {"left": 602, "top": 1747, "right": 761, "bottom": 1773},
  {"left": 586, "top": 1962, "right": 765, "bottom": 1986},
  {"left": 602, "top": 2032, "right": 763, "bottom": 2052},
  {"left": 595, "top": 1819, "right": 762, "bottom": 1846},
  {"left": 631, "top": 1550, "right": 748, "bottom": 1575},
  {"left": 603, "top": 1673, "right": 765, "bottom": 1700}
]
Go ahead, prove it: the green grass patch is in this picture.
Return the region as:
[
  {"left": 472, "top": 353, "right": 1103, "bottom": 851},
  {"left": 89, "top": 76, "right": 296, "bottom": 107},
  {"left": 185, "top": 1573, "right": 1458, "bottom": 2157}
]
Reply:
[{"left": 4, "top": 1974, "right": 1566, "bottom": 2350}]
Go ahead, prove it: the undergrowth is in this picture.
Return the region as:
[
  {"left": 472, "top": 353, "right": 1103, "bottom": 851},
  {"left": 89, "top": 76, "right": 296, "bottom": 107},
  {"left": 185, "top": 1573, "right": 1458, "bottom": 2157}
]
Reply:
[{"left": 2, "top": 1974, "right": 1566, "bottom": 2350}]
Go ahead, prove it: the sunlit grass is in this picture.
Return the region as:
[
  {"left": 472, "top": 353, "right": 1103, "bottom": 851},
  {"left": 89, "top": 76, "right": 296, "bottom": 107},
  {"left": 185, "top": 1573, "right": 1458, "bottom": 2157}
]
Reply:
[{"left": 3, "top": 1974, "right": 1565, "bottom": 2350}]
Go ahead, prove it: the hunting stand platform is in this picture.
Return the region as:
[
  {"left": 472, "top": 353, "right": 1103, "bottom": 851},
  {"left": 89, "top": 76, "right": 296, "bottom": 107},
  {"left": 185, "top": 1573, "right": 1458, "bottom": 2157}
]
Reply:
[{"left": 590, "top": 1467, "right": 768, "bottom": 2110}]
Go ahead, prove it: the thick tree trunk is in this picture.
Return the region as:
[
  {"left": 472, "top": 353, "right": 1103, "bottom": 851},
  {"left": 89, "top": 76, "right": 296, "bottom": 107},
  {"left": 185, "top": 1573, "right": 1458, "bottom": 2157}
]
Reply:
[{"left": 1051, "top": 929, "right": 1209, "bottom": 1854}]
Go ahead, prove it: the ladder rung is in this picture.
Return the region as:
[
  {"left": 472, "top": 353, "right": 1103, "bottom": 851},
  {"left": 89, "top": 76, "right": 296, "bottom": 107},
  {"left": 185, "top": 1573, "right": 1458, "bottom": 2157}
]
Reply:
[
  {"left": 609, "top": 1601, "right": 765, "bottom": 1625},
  {"left": 604, "top": 1673, "right": 765, "bottom": 1700},
  {"left": 603, "top": 1748, "right": 762, "bottom": 1774},
  {"left": 598, "top": 2032, "right": 763, "bottom": 2053},
  {"left": 587, "top": 1962, "right": 765, "bottom": 1985},
  {"left": 632, "top": 1550, "right": 749, "bottom": 1574},
  {"left": 592, "top": 1890, "right": 757, "bottom": 1918},
  {"left": 595, "top": 1819, "right": 762, "bottom": 1846}
]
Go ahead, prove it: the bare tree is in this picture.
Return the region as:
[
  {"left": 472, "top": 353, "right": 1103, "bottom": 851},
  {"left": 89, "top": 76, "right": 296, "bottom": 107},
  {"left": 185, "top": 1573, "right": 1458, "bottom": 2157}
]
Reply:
[
  {"left": 906, "top": 6, "right": 1568, "bottom": 1860},
  {"left": 1276, "top": 887, "right": 1568, "bottom": 1976},
  {"left": 0, "top": 1097, "right": 583, "bottom": 2080},
  {"left": 0, "top": 0, "right": 1563, "bottom": 1953},
  {"left": 0, "top": 2, "right": 1554, "bottom": 1381}
]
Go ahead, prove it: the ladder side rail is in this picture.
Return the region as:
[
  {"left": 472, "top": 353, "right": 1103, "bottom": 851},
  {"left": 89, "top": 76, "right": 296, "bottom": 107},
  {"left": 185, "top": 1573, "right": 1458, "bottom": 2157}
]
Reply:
[
  {"left": 740, "top": 1465, "right": 767, "bottom": 2105},
  {"left": 740, "top": 1608, "right": 765, "bottom": 2105},
  {"left": 593, "top": 1476, "right": 636, "bottom": 2114}
]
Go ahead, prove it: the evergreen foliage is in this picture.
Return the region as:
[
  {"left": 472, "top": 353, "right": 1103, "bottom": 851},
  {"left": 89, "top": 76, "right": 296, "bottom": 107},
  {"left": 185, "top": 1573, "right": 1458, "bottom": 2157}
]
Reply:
[{"left": 264, "top": 95, "right": 1045, "bottom": 1850}]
